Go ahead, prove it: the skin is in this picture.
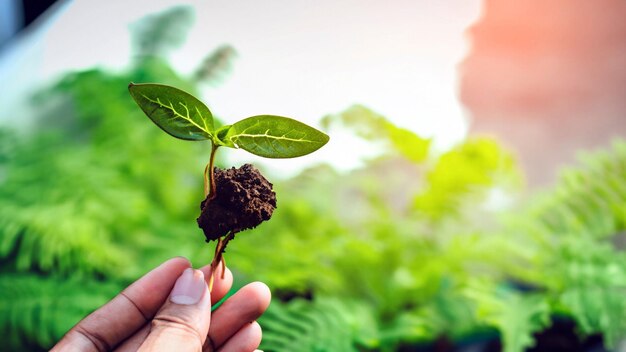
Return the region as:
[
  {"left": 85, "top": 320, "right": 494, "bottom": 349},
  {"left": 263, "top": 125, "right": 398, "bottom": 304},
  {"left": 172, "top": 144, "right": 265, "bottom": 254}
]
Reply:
[{"left": 51, "top": 257, "right": 271, "bottom": 352}]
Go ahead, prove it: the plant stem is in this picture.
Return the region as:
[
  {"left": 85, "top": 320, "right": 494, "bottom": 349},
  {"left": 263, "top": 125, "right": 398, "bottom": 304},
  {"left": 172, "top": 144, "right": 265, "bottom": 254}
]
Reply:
[
  {"left": 203, "top": 163, "right": 210, "bottom": 197},
  {"left": 203, "top": 144, "right": 219, "bottom": 198},
  {"left": 207, "top": 231, "right": 236, "bottom": 292},
  {"left": 203, "top": 144, "right": 223, "bottom": 292},
  {"left": 208, "top": 144, "right": 219, "bottom": 199}
]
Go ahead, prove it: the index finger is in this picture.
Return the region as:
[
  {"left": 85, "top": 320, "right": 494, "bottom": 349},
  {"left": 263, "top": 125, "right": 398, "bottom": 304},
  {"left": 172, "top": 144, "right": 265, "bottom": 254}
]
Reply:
[{"left": 52, "top": 257, "right": 191, "bottom": 351}]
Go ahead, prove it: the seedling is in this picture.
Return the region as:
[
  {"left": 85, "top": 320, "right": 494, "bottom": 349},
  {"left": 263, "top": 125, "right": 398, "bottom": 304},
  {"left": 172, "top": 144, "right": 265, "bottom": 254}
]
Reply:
[{"left": 128, "top": 83, "right": 329, "bottom": 289}]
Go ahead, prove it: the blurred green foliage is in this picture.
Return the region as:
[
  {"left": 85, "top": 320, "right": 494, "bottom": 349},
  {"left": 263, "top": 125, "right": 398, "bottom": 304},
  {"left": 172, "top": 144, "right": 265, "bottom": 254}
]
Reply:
[
  {"left": 509, "top": 143, "right": 626, "bottom": 347},
  {"left": 0, "top": 6, "right": 625, "bottom": 352}
]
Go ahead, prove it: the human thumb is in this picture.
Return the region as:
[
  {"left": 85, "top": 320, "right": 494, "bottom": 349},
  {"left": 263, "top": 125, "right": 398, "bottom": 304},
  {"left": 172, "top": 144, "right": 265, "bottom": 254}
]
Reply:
[{"left": 138, "top": 268, "right": 211, "bottom": 352}]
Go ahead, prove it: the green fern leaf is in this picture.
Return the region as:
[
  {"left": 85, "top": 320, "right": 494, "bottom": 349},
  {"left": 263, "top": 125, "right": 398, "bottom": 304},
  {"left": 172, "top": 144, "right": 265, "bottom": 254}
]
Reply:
[
  {"left": 520, "top": 140, "right": 626, "bottom": 348},
  {"left": 259, "top": 297, "right": 380, "bottom": 352},
  {"left": 0, "top": 273, "right": 121, "bottom": 350}
]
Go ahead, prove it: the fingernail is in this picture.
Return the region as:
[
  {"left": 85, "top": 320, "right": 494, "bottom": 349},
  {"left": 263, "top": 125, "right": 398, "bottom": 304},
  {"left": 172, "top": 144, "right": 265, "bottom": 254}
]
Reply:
[{"left": 170, "top": 268, "right": 206, "bottom": 305}]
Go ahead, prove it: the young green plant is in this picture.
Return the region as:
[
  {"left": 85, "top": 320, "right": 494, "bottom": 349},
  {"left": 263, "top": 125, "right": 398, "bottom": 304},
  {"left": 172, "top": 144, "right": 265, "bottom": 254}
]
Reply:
[{"left": 128, "top": 83, "right": 329, "bottom": 289}]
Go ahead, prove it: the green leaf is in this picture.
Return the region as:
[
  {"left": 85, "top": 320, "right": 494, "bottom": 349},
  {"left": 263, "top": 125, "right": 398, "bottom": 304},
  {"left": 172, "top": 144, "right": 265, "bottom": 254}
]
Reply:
[
  {"left": 128, "top": 83, "right": 213, "bottom": 140},
  {"left": 224, "top": 115, "right": 329, "bottom": 158}
]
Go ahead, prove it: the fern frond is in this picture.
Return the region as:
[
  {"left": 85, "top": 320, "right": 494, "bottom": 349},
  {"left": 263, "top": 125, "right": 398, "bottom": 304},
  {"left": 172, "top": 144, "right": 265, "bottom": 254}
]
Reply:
[
  {"left": 464, "top": 281, "right": 550, "bottom": 352},
  {"left": 0, "top": 273, "right": 121, "bottom": 350},
  {"left": 259, "top": 297, "right": 380, "bottom": 352},
  {"left": 0, "top": 200, "right": 132, "bottom": 276},
  {"left": 533, "top": 141, "right": 626, "bottom": 239},
  {"left": 519, "top": 140, "right": 626, "bottom": 347},
  {"left": 560, "top": 285, "right": 626, "bottom": 347}
]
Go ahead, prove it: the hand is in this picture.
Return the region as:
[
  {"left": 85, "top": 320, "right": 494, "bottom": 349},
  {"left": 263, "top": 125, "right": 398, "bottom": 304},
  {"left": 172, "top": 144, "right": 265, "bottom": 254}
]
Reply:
[{"left": 51, "top": 257, "right": 271, "bottom": 352}]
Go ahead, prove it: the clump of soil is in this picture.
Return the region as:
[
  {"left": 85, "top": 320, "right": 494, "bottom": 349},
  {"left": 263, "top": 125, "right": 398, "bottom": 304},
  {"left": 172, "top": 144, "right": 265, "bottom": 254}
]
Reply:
[{"left": 197, "top": 164, "right": 277, "bottom": 241}]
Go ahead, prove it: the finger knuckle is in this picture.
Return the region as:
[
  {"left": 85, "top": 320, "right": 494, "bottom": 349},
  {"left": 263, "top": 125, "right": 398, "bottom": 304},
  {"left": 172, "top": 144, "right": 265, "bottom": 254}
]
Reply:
[
  {"left": 70, "top": 326, "right": 111, "bottom": 352},
  {"left": 151, "top": 314, "right": 203, "bottom": 341}
]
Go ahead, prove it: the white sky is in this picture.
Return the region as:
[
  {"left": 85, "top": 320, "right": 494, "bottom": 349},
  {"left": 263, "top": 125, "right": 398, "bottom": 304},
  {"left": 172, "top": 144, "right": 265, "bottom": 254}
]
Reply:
[{"left": 0, "top": 0, "right": 482, "bottom": 177}]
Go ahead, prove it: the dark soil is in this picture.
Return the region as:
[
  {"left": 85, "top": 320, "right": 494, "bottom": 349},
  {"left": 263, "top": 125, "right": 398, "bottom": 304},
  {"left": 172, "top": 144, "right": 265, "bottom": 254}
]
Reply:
[{"left": 197, "top": 164, "right": 277, "bottom": 241}]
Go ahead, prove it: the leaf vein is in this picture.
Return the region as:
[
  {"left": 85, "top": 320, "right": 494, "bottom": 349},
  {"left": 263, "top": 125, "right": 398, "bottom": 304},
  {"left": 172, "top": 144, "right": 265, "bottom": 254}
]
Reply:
[
  {"left": 233, "top": 132, "right": 322, "bottom": 144},
  {"left": 196, "top": 106, "right": 210, "bottom": 133},
  {"left": 142, "top": 94, "right": 209, "bottom": 134}
]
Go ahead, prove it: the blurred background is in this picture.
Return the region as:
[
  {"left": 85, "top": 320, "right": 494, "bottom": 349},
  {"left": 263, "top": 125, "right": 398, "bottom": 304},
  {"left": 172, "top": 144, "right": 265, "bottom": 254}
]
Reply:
[{"left": 0, "top": 1, "right": 625, "bottom": 351}]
